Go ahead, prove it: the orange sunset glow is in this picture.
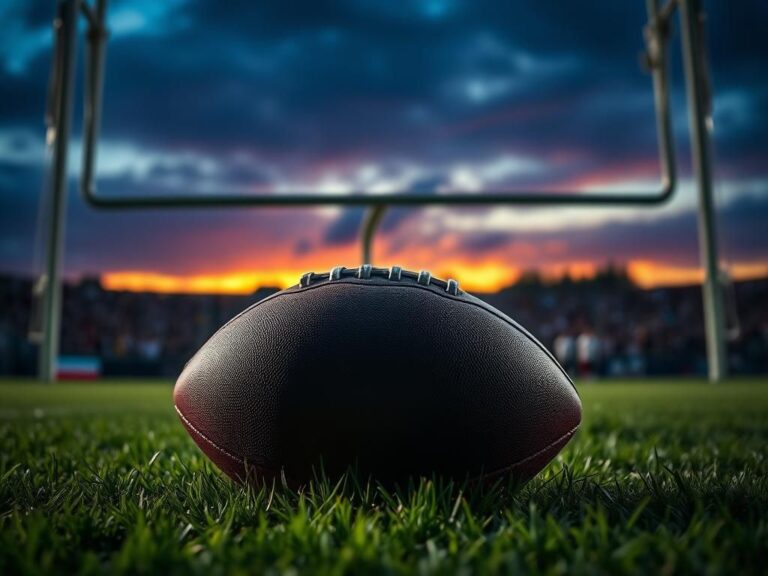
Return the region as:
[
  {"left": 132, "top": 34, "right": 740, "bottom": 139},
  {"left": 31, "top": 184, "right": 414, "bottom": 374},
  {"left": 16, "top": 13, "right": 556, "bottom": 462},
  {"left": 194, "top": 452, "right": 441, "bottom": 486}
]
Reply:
[{"left": 100, "top": 260, "right": 768, "bottom": 295}]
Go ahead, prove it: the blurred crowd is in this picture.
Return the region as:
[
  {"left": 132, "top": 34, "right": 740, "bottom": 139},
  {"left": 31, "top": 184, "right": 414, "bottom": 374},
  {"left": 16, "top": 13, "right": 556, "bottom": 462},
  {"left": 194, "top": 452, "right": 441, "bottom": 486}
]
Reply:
[
  {"left": 0, "top": 275, "right": 278, "bottom": 377},
  {"left": 0, "top": 269, "right": 766, "bottom": 378},
  {"left": 482, "top": 269, "right": 768, "bottom": 377}
]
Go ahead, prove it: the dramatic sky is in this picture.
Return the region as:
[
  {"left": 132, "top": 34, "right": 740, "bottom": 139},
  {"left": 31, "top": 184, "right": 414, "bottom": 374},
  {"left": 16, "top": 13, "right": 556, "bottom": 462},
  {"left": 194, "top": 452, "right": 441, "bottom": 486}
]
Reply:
[{"left": 0, "top": 0, "right": 766, "bottom": 292}]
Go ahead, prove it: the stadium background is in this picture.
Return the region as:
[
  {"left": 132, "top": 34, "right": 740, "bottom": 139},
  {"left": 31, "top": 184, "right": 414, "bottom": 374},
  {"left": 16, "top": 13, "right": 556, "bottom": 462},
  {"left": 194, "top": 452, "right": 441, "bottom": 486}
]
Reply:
[{"left": 0, "top": 0, "right": 766, "bottom": 378}]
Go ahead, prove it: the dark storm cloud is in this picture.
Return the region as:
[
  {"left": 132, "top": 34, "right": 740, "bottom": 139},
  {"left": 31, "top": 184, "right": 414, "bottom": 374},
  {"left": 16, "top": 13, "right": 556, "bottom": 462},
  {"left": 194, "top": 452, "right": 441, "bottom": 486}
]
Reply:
[
  {"left": 454, "top": 193, "right": 768, "bottom": 267},
  {"left": 462, "top": 232, "right": 512, "bottom": 253},
  {"left": 0, "top": 163, "right": 44, "bottom": 274},
  {"left": 4, "top": 0, "right": 759, "bottom": 172},
  {"left": 713, "top": 194, "right": 768, "bottom": 262},
  {"left": 323, "top": 208, "right": 365, "bottom": 246},
  {"left": 87, "top": 0, "right": 661, "bottom": 163},
  {"left": 128, "top": 153, "right": 275, "bottom": 192}
]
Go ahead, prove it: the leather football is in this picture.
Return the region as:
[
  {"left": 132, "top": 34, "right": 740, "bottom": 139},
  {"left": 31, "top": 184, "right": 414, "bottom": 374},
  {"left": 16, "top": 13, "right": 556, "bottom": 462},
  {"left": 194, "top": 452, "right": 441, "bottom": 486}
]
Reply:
[{"left": 174, "top": 265, "right": 581, "bottom": 486}]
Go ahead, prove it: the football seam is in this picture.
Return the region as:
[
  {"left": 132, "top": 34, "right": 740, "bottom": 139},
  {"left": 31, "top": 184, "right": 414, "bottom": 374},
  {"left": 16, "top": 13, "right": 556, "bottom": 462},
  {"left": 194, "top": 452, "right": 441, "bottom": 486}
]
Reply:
[
  {"left": 195, "top": 279, "right": 576, "bottom": 395},
  {"left": 175, "top": 403, "right": 579, "bottom": 481},
  {"left": 175, "top": 404, "right": 248, "bottom": 467},
  {"left": 471, "top": 423, "right": 580, "bottom": 481}
]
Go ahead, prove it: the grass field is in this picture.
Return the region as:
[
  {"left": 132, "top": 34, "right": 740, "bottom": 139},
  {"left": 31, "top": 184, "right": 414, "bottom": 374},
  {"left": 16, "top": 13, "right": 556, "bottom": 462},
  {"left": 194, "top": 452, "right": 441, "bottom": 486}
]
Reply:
[{"left": 1, "top": 379, "right": 767, "bottom": 575}]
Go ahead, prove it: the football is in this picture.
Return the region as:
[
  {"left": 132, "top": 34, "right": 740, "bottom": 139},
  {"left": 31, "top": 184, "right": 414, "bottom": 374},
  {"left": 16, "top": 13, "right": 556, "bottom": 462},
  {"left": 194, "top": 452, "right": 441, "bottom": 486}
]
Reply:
[{"left": 174, "top": 265, "right": 582, "bottom": 486}]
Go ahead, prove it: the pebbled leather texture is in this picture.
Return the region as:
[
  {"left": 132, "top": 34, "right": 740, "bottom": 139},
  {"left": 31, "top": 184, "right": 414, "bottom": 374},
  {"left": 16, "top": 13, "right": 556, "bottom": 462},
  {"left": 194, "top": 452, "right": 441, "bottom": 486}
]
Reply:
[{"left": 174, "top": 274, "right": 582, "bottom": 485}]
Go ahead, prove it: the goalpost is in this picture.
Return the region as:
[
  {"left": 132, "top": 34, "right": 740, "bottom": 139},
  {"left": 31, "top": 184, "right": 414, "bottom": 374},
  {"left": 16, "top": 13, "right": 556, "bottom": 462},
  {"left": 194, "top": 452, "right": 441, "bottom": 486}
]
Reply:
[{"left": 35, "top": 0, "right": 727, "bottom": 382}]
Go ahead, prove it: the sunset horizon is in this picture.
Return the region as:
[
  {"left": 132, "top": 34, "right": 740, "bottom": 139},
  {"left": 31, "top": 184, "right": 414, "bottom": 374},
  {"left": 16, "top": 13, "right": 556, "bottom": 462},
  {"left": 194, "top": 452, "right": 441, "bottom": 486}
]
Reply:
[{"left": 73, "top": 259, "right": 768, "bottom": 295}]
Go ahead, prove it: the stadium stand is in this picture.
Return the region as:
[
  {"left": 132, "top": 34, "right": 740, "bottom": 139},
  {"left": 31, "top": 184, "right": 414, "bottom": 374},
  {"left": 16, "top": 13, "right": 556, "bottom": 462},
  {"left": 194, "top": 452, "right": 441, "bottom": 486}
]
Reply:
[{"left": 1, "top": 271, "right": 766, "bottom": 378}]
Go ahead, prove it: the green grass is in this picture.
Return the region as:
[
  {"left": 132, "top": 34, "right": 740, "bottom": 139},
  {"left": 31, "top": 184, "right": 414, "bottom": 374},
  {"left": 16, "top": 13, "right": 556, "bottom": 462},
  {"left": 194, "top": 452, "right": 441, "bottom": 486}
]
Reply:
[{"left": 1, "top": 379, "right": 767, "bottom": 575}]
